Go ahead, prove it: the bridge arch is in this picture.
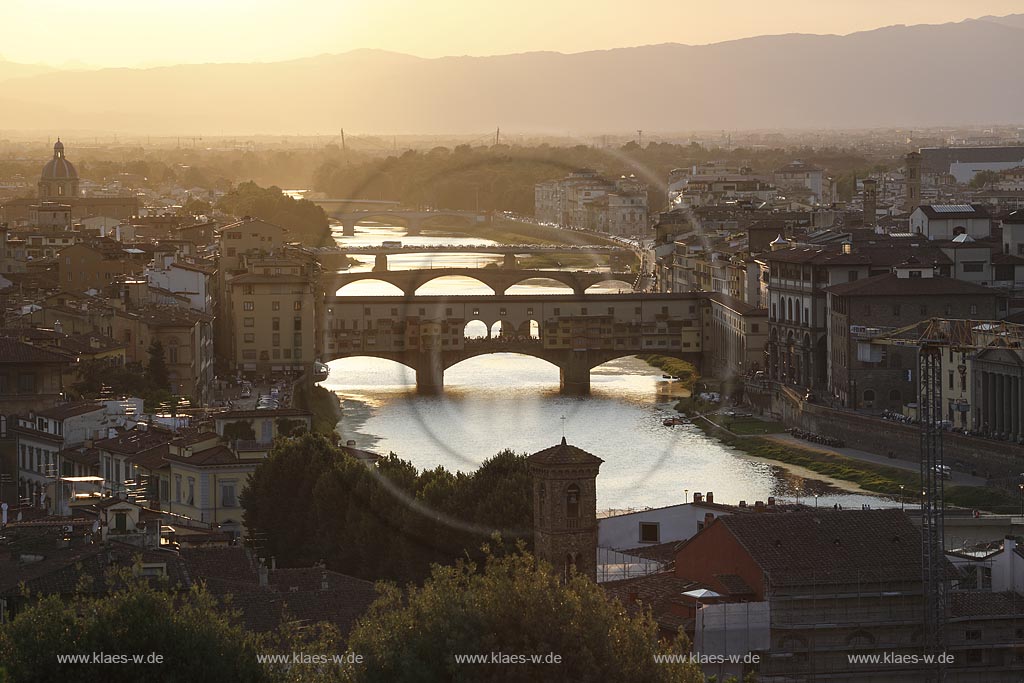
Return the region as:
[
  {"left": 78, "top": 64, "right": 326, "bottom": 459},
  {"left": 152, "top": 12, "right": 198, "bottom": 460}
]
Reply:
[
  {"left": 584, "top": 278, "right": 634, "bottom": 294},
  {"left": 445, "top": 350, "right": 562, "bottom": 374},
  {"left": 505, "top": 277, "right": 576, "bottom": 295},
  {"left": 346, "top": 212, "right": 413, "bottom": 227},
  {"left": 333, "top": 278, "right": 405, "bottom": 296},
  {"left": 413, "top": 273, "right": 498, "bottom": 296}
]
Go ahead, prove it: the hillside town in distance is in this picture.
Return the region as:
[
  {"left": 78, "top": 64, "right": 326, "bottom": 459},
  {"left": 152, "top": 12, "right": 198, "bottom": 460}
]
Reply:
[{"left": 1, "top": 124, "right": 1024, "bottom": 683}]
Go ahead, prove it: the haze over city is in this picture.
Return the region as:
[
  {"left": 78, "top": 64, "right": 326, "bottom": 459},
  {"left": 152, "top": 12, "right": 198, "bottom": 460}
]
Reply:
[{"left": 2, "top": 2, "right": 1024, "bottom": 682}]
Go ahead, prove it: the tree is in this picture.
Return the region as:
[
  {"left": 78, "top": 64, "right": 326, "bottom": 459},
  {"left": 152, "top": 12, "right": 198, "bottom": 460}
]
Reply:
[
  {"left": 970, "top": 170, "right": 1002, "bottom": 189},
  {"left": 242, "top": 436, "right": 533, "bottom": 582},
  {"left": 146, "top": 341, "right": 170, "bottom": 393},
  {"left": 223, "top": 420, "right": 257, "bottom": 442},
  {"left": 275, "top": 417, "right": 307, "bottom": 438},
  {"left": 345, "top": 545, "right": 702, "bottom": 683},
  {"left": 0, "top": 575, "right": 271, "bottom": 683},
  {"left": 216, "top": 181, "right": 330, "bottom": 245}
]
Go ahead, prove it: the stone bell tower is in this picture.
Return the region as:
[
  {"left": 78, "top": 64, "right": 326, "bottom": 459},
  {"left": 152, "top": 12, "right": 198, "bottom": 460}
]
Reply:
[
  {"left": 527, "top": 437, "right": 603, "bottom": 581},
  {"left": 903, "top": 151, "right": 921, "bottom": 214}
]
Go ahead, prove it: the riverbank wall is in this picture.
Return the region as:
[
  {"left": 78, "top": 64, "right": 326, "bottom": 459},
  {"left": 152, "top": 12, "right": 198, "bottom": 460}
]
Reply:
[{"left": 757, "top": 384, "right": 1022, "bottom": 485}]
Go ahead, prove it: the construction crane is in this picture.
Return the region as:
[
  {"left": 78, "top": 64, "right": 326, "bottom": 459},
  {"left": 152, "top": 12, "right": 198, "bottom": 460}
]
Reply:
[{"left": 869, "top": 318, "right": 1024, "bottom": 682}]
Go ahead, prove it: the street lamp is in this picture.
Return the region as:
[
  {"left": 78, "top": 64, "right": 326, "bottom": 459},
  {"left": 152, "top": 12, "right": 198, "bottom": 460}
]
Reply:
[
  {"left": 1019, "top": 483, "right": 1023, "bottom": 516},
  {"left": 900, "top": 485, "right": 906, "bottom": 511},
  {"left": 814, "top": 494, "right": 819, "bottom": 508}
]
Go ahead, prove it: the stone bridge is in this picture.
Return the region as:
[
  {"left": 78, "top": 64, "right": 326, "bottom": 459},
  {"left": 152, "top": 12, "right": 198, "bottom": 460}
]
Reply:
[
  {"left": 322, "top": 268, "right": 638, "bottom": 297},
  {"left": 326, "top": 209, "right": 489, "bottom": 236},
  {"left": 319, "top": 293, "right": 706, "bottom": 393}
]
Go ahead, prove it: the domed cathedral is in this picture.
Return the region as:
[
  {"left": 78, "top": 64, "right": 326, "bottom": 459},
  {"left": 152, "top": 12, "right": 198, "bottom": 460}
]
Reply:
[
  {"left": 528, "top": 437, "right": 603, "bottom": 582},
  {"left": 38, "top": 139, "right": 80, "bottom": 199}
]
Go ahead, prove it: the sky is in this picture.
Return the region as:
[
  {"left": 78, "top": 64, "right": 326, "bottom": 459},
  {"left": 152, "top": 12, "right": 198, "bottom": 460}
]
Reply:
[{"left": 2, "top": 0, "right": 1021, "bottom": 68}]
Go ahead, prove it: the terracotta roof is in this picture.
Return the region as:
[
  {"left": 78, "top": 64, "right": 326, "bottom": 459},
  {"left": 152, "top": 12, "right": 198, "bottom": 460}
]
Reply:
[
  {"left": 618, "top": 541, "right": 685, "bottom": 566},
  {"left": 179, "top": 546, "right": 258, "bottom": 584},
  {"left": 35, "top": 401, "right": 104, "bottom": 420},
  {"left": 0, "top": 539, "right": 189, "bottom": 597},
  {"left": 170, "top": 431, "right": 220, "bottom": 447},
  {"left": 0, "top": 337, "right": 72, "bottom": 364},
  {"left": 527, "top": 438, "right": 604, "bottom": 467},
  {"left": 825, "top": 273, "right": 997, "bottom": 298},
  {"left": 764, "top": 247, "right": 870, "bottom": 265},
  {"left": 714, "top": 573, "right": 755, "bottom": 596},
  {"left": 129, "top": 444, "right": 171, "bottom": 471},
  {"left": 166, "top": 444, "right": 238, "bottom": 467},
  {"left": 95, "top": 427, "right": 177, "bottom": 455},
  {"left": 602, "top": 570, "right": 695, "bottom": 633},
  {"left": 180, "top": 549, "right": 376, "bottom": 637},
  {"left": 950, "top": 591, "right": 1024, "bottom": 617},
  {"left": 170, "top": 261, "right": 215, "bottom": 275},
  {"left": 716, "top": 509, "right": 922, "bottom": 586}
]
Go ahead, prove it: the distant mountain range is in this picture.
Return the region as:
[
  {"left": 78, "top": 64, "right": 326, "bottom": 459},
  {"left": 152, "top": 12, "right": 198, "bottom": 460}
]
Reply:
[{"left": 1, "top": 15, "right": 1022, "bottom": 135}]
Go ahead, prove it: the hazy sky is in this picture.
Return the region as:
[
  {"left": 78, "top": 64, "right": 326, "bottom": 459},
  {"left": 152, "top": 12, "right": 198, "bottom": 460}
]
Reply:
[{"left": 2, "top": 0, "right": 1021, "bottom": 68}]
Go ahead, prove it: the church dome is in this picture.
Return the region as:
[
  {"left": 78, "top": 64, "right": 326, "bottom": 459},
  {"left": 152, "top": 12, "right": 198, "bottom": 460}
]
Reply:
[{"left": 41, "top": 139, "right": 77, "bottom": 180}]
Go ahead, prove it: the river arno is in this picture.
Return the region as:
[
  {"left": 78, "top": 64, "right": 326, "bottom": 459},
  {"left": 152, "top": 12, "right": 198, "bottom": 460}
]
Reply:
[{"left": 321, "top": 223, "right": 892, "bottom": 512}]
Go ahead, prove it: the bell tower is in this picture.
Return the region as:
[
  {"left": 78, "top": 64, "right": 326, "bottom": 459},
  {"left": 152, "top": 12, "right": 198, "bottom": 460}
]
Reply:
[
  {"left": 903, "top": 151, "right": 921, "bottom": 214},
  {"left": 527, "top": 437, "right": 603, "bottom": 582}
]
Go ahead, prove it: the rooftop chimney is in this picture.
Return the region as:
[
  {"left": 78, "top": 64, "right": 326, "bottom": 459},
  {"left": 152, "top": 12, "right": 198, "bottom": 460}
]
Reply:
[
  {"left": 693, "top": 492, "right": 703, "bottom": 504},
  {"left": 706, "top": 492, "right": 714, "bottom": 504}
]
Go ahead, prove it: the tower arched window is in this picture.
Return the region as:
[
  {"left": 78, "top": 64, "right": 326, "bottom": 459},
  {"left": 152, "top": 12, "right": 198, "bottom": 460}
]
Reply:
[{"left": 566, "top": 484, "right": 580, "bottom": 518}]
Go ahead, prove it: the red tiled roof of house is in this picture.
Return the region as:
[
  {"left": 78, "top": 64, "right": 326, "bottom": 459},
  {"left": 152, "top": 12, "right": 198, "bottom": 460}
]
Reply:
[
  {"left": 825, "top": 273, "right": 997, "bottom": 298},
  {"left": 716, "top": 509, "right": 922, "bottom": 586},
  {"left": 0, "top": 337, "right": 72, "bottom": 364}
]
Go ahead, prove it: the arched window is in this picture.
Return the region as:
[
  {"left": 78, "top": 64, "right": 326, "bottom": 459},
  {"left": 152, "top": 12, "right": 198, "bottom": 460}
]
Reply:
[
  {"left": 787, "top": 298, "right": 793, "bottom": 321},
  {"left": 566, "top": 484, "right": 580, "bottom": 518},
  {"left": 953, "top": 226, "right": 966, "bottom": 236},
  {"left": 863, "top": 389, "right": 876, "bottom": 403}
]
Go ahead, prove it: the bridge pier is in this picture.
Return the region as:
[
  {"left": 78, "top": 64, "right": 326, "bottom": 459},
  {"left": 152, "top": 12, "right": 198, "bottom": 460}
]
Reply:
[
  {"left": 560, "top": 352, "right": 591, "bottom": 395},
  {"left": 342, "top": 219, "right": 356, "bottom": 237},
  {"left": 503, "top": 253, "right": 517, "bottom": 269},
  {"left": 416, "top": 351, "right": 444, "bottom": 394},
  {"left": 406, "top": 217, "right": 421, "bottom": 236},
  {"left": 373, "top": 254, "right": 389, "bottom": 272}
]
